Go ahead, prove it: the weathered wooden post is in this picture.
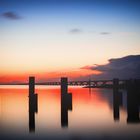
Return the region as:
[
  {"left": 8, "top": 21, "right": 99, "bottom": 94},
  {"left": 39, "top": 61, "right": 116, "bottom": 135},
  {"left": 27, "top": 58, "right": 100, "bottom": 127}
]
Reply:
[
  {"left": 61, "top": 77, "right": 68, "bottom": 94},
  {"left": 61, "top": 77, "right": 72, "bottom": 127},
  {"left": 29, "top": 77, "right": 35, "bottom": 95},
  {"left": 126, "top": 79, "right": 140, "bottom": 123},
  {"left": 113, "top": 78, "right": 119, "bottom": 92},
  {"left": 29, "top": 76, "right": 38, "bottom": 132},
  {"left": 113, "top": 78, "right": 120, "bottom": 121}
]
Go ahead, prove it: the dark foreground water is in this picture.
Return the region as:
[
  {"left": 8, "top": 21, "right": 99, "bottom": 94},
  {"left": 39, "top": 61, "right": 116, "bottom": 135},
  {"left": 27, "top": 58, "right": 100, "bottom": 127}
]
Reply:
[{"left": 0, "top": 86, "right": 140, "bottom": 140}]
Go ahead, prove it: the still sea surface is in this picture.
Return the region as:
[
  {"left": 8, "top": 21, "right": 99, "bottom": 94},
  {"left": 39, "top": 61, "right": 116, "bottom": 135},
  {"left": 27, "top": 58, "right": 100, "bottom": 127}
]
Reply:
[{"left": 0, "top": 85, "right": 140, "bottom": 140}]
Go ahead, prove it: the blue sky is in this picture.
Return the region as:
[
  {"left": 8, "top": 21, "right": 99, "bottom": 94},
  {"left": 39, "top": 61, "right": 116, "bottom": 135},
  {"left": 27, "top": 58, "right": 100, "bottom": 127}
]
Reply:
[
  {"left": 1, "top": 0, "right": 140, "bottom": 31},
  {"left": 0, "top": 0, "right": 140, "bottom": 81}
]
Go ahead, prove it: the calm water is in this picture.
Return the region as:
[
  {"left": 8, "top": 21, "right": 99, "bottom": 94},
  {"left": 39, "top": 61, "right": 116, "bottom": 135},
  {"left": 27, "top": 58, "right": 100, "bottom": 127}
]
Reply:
[{"left": 0, "top": 85, "right": 140, "bottom": 140}]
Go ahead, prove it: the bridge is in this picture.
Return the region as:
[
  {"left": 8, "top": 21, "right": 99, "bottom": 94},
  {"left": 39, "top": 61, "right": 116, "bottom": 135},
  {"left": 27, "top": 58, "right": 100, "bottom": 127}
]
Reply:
[
  {"left": 0, "top": 78, "right": 127, "bottom": 88},
  {"left": 36, "top": 79, "right": 126, "bottom": 88}
]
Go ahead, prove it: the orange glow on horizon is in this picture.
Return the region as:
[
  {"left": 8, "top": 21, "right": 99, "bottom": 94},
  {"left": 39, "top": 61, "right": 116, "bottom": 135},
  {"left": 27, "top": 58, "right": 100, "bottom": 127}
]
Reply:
[{"left": 0, "top": 68, "right": 102, "bottom": 83}]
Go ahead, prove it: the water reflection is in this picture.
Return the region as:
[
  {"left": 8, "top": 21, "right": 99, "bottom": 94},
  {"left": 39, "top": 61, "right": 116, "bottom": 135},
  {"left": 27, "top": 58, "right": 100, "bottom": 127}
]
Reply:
[{"left": 0, "top": 81, "right": 140, "bottom": 139}]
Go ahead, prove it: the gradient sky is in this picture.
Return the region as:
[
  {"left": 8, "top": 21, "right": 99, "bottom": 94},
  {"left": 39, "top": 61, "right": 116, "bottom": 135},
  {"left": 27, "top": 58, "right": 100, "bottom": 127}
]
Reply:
[{"left": 0, "top": 0, "right": 140, "bottom": 82}]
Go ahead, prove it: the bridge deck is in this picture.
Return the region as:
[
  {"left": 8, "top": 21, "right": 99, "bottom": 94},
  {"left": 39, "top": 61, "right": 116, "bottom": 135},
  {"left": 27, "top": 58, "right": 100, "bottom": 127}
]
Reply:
[{"left": 0, "top": 80, "right": 126, "bottom": 87}]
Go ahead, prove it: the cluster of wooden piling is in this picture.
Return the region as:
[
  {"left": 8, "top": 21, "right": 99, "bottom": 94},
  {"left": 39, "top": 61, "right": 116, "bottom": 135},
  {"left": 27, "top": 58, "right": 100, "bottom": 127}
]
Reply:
[
  {"left": 125, "top": 79, "right": 140, "bottom": 123},
  {"left": 28, "top": 77, "right": 140, "bottom": 132},
  {"left": 113, "top": 78, "right": 140, "bottom": 123},
  {"left": 28, "top": 77, "right": 73, "bottom": 131}
]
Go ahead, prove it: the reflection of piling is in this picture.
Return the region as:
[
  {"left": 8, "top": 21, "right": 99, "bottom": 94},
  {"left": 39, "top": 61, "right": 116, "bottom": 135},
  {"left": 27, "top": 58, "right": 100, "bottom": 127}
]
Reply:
[
  {"left": 113, "top": 78, "right": 122, "bottom": 121},
  {"left": 29, "top": 77, "right": 38, "bottom": 132},
  {"left": 29, "top": 108, "right": 35, "bottom": 132},
  {"left": 126, "top": 80, "right": 140, "bottom": 123},
  {"left": 61, "top": 77, "right": 72, "bottom": 127}
]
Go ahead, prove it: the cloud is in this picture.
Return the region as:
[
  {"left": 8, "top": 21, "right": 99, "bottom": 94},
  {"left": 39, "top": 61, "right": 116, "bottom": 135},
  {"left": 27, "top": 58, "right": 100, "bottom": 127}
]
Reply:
[
  {"left": 69, "top": 28, "right": 83, "bottom": 34},
  {"left": 82, "top": 55, "right": 140, "bottom": 79},
  {"left": 69, "top": 29, "right": 111, "bottom": 35},
  {"left": 80, "top": 64, "right": 98, "bottom": 69},
  {"left": 2, "top": 11, "right": 21, "bottom": 20},
  {"left": 100, "top": 32, "right": 111, "bottom": 35}
]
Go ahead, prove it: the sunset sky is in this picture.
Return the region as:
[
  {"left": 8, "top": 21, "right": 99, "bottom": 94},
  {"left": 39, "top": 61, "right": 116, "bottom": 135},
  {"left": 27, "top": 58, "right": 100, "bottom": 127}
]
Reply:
[{"left": 0, "top": 0, "right": 140, "bottom": 83}]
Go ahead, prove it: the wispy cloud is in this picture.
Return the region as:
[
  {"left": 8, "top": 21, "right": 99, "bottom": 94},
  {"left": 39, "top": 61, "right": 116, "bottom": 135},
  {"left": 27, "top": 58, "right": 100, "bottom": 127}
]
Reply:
[
  {"left": 69, "top": 28, "right": 83, "bottom": 34},
  {"left": 100, "top": 32, "right": 111, "bottom": 35},
  {"left": 2, "top": 11, "right": 21, "bottom": 20},
  {"left": 80, "top": 64, "right": 98, "bottom": 69},
  {"left": 69, "top": 29, "right": 111, "bottom": 35}
]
